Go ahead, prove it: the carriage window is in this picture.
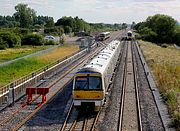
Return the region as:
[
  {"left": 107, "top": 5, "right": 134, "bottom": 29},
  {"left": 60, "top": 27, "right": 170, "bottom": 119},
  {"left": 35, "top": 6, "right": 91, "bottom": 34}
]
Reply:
[{"left": 75, "top": 76, "right": 102, "bottom": 90}]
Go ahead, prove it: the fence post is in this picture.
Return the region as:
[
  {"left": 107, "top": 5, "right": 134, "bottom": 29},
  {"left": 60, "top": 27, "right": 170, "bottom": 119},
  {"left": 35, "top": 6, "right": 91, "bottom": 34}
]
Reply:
[{"left": 8, "top": 83, "right": 15, "bottom": 106}]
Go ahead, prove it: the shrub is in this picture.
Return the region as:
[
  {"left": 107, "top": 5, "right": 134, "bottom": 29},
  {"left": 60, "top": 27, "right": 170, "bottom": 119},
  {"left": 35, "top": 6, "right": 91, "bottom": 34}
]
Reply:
[
  {"left": 44, "top": 40, "right": 56, "bottom": 45},
  {"left": 0, "top": 37, "right": 8, "bottom": 49},
  {"left": 135, "top": 33, "right": 141, "bottom": 40},
  {"left": 163, "top": 92, "right": 178, "bottom": 113},
  {"left": 172, "top": 113, "right": 180, "bottom": 130},
  {"left": 22, "top": 34, "right": 44, "bottom": 46},
  {"left": 44, "top": 27, "right": 58, "bottom": 34},
  {"left": 60, "top": 36, "right": 65, "bottom": 44},
  {"left": 173, "top": 31, "right": 180, "bottom": 46},
  {"left": 0, "top": 32, "right": 21, "bottom": 48}
]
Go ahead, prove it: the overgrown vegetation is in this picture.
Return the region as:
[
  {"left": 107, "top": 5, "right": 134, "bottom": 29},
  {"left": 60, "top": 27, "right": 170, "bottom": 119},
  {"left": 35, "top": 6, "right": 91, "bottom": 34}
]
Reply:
[
  {"left": 21, "top": 34, "right": 44, "bottom": 46},
  {"left": 139, "top": 40, "right": 180, "bottom": 130},
  {"left": 0, "top": 44, "right": 79, "bottom": 87},
  {"left": 0, "top": 32, "right": 21, "bottom": 49},
  {"left": 134, "top": 14, "right": 180, "bottom": 46}
]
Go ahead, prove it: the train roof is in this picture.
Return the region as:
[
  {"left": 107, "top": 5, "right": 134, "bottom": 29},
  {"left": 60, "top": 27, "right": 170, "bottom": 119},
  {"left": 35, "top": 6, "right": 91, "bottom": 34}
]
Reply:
[
  {"left": 127, "top": 30, "right": 132, "bottom": 33},
  {"left": 77, "top": 40, "right": 120, "bottom": 75},
  {"left": 100, "top": 32, "right": 110, "bottom": 35}
]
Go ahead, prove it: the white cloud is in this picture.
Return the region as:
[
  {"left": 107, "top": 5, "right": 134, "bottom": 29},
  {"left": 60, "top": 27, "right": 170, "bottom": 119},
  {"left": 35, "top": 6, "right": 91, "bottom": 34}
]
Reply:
[{"left": 0, "top": 0, "right": 179, "bottom": 23}]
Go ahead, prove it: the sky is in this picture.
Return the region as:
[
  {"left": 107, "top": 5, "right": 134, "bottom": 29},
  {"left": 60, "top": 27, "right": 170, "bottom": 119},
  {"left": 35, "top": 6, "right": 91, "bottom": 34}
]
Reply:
[{"left": 0, "top": 0, "right": 180, "bottom": 24}]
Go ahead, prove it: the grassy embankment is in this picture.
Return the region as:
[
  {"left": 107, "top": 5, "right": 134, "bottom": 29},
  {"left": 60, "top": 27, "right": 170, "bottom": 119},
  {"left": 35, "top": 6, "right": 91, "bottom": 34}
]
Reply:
[
  {"left": 0, "top": 44, "right": 79, "bottom": 87},
  {"left": 139, "top": 40, "right": 180, "bottom": 129},
  {"left": 0, "top": 45, "right": 53, "bottom": 63}
]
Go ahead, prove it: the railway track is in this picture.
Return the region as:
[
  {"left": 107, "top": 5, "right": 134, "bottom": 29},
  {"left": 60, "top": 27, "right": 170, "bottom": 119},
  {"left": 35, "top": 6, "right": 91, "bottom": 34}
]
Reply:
[
  {"left": 117, "top": 40, "right": 142, "bottom": 131},
  {"left": 0, "top": 30, "right": 125, "bottom": 130},
  {"left": 61, "top": 101, "right": 101, "bottom": 131},
  {"left": 0, "top": 42, "right": 106, "bottom": 131},
  {"left": 61, "top": 39, "right": 125, "bottom": 131}
]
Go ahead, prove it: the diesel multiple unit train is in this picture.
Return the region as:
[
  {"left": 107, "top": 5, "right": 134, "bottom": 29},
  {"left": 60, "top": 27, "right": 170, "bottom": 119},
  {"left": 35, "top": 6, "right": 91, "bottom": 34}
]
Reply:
[
  {"left": 73, "top": 40, "right": 121, "bottom": 111},
  {"left": 98, "top": 32, "right": 110, "bottom": 41},
  {"left": 127, "top": 30, "right": 133, "bottom": 40}
]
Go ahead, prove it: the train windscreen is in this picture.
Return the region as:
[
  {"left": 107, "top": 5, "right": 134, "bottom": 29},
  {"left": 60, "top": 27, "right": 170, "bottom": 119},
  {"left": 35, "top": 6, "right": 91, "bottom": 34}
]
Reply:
[
  {"left": 128, "top": 33, "right": 132, "bottom": 36},
  {"left": 75, "top": 76, "right": 102, "bottom": 90}
]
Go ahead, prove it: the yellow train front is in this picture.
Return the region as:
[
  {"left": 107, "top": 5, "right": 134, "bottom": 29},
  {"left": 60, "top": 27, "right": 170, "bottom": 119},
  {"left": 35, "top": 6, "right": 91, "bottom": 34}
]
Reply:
[
  {"left": 73, "top": 40, "right": 121, "bottom": 111},
  {"left": 73, "top": 69, "right": 104, "bottom": 111}
]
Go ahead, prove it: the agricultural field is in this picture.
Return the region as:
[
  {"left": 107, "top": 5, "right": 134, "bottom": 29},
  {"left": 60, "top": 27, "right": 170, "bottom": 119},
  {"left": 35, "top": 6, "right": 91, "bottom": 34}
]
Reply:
[
  {"left": 139, "top": 40, "right": 180, "bottom": 129},
  {"left": 0, "top": 44, "right": 79, "bottom": 87},
  {"left": 0, "top": 45, "right": 53, "bottom": 63}
]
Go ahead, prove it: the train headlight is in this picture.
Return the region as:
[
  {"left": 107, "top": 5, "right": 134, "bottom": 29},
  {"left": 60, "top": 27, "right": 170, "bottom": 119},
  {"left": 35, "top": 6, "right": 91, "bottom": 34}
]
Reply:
[{"left": 76, "top": 95, "right": 80, "bottom": 98}]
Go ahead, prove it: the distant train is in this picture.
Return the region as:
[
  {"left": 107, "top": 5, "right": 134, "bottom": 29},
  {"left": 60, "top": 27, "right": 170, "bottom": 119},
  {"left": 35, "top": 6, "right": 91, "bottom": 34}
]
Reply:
[
  {"left": 98, "top": 32, "right": 110, "bottom": 41},
  {"left": 73, "top": 40, "right": 121, "bottom": 111},
  {"left": 127, "top": 31, "right": 133, "bottom": 40}
]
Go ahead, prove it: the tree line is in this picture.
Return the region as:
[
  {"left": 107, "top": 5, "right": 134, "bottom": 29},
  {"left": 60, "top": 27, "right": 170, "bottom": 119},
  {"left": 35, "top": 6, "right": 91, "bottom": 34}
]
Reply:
[
  {"left": 133, "top": 14, "right": 180, "bottom": 46},
  {"left": 0, "top": 3, "right": 125, "bottom": 33},
  {"left": 0, "top": 3, "right": 128, "bottom": 49}
]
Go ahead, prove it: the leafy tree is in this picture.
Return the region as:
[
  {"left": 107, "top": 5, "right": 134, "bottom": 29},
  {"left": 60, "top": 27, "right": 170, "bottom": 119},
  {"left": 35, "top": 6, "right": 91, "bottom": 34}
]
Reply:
[
  {"left": 44, "top": 27, "right": 58, "bottom": 34},
  {"left": 135, "top": 14, "right": 178, "bottom": 44},
  {"left": 0, "top": 32, "right": 21, "bottom": 47},
  {"left": 174, "top": 26, "right": 180, "bottom": 46},
  {"left": 64, "top": 26, "right": 72, "bottom": 33},
  {"left": 146, "top": 14, "right": 177, "bottom": 43},
  {"left": 14, "top": 4, "right": 36, "bottom": 28},
  {"left": 55, "top": 16, "right": 75, "bottom": 30},
  {"left": 131, "top": 21, "right": 136, "bottom": 29},
  {"left": 122, "top": 23, "right": 127, "bottom": 29},
  {"left": 45, "top": 19, "right": 54, "bottom": 28},
  {"left": 74, "top": 16, "right": 84, "bottom": 32},
  {"left": 0, "top": 37, "right": 8, "bottom": 49},
  {"left": 139, "top": 27, "right": 157, "bottom": 42},
  {"left": 58, "top": 27, "right": 64, "bottom": 36}
]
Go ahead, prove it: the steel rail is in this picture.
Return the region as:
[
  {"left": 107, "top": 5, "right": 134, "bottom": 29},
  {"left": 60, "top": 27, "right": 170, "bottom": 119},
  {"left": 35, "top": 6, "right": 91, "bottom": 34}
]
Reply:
[
  {"left": 131, "top": 40, "right": 143, "bottom": 131},
  {"left": 118, "top": 41, "right": 128, "bottom": 131}
]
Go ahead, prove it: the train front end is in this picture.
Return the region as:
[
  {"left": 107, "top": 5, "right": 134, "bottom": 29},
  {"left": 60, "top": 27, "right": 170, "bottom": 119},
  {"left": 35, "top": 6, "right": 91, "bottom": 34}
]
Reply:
[
  {"left": 127, "top": 31, "right": 132, "bottom": 40},
  {"left": 73, "top": 69, "right": 104, "bottom": 111}
]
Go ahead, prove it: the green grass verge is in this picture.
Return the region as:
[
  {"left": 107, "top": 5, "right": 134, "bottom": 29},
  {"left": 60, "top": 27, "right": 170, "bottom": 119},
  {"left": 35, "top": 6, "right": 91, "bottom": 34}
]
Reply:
[
  {"left": 0, "top": 58, "right": 48, "bottom": 86},
  {"left": 139, "top": 40, "right": 180, "bottom": 130},
  {"left": 0, "top": 45, "right": 53, "bottom": 63}
]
